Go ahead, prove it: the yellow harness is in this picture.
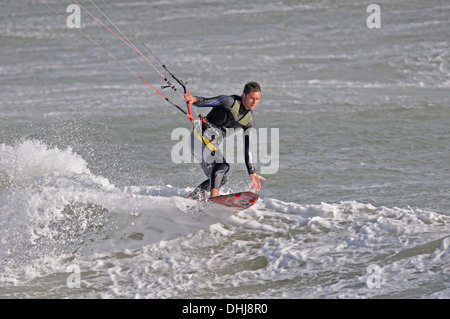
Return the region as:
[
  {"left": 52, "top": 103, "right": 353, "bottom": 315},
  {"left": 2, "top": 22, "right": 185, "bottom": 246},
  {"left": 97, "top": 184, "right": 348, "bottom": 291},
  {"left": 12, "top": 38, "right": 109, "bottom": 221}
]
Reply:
[{"left": 192, "top": 120, "right": 217, "bottom": 152}]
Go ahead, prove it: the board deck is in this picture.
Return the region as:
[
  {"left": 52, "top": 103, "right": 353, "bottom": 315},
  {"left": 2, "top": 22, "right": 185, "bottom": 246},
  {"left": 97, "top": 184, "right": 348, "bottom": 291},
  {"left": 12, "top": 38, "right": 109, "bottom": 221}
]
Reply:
[{"left": 208, "top": 191, "right": 259, "bottom": 210}]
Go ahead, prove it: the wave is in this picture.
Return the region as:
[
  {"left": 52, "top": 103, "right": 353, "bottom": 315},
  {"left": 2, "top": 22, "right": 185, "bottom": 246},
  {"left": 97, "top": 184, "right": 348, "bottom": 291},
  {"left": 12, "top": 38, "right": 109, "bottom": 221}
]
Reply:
[
  {"left": 0, "top": 140, "right": 232, "bottom": 282},
  {"left": 0, "top": 140, "right": 448, "bottom": 298}
]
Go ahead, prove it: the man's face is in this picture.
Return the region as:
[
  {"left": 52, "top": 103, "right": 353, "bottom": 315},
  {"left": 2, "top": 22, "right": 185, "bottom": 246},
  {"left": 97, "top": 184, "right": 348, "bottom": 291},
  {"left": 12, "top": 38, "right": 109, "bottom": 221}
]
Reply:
[{"left": 242, "top": 91, "right": 261, "bottom": 110}]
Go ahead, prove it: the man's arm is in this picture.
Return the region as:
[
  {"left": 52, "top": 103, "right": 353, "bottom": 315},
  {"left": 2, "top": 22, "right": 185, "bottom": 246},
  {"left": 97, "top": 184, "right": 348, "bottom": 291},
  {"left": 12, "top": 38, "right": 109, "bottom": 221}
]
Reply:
[
  {"left": 245, "top": 130, "right": 265, "bottom": 190},
  {"left": 185, "top": 93, "right": 234, "bottom": 109}
]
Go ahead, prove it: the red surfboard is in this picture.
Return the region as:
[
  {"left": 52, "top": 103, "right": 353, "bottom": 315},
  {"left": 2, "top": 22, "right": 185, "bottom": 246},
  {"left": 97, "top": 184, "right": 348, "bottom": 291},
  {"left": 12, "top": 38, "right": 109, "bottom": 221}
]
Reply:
[{"left": 208, "top": 191, "right": 259, "bottom": 210}]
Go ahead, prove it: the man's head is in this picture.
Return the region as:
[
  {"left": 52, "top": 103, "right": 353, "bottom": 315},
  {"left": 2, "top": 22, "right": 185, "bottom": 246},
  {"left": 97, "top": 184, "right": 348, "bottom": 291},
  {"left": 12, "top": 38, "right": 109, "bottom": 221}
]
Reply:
[{"left": 242, "top": 81, "right": 261, "bottom": 110}]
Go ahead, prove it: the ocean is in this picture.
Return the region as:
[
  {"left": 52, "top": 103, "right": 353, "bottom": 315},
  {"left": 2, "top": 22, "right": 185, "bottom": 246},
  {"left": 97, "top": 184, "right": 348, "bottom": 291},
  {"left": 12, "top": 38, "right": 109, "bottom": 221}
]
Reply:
[{"left": 0, "top": 0, "right": 449, "bottom": 299}]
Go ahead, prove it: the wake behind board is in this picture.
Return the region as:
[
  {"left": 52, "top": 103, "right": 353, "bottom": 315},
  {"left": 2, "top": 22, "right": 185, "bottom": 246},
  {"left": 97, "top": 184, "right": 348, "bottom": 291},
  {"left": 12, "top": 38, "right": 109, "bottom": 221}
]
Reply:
[{"left": 208, "top": 191, "right": 259, "bottom": 211}]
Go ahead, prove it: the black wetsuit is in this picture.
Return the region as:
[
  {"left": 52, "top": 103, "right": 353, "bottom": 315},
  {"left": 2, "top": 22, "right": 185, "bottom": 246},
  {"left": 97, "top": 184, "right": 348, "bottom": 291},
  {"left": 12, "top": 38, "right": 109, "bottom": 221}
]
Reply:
[{"left": 188, "top": 95, "right": 256, "bottom": 200}]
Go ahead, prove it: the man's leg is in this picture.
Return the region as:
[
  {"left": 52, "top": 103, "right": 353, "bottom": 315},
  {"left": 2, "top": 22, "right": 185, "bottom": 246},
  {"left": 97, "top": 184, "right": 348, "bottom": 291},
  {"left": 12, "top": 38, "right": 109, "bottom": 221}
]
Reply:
[
  {"left": 189, "top": 130, "right": 229, "bottom": 199},
  {"left": 188, "top": 131, "right": 211, "bottom": 200},
  {"left": 210, "top": 163, "right": 229, "bottom": 198},
  {"left": 188, "top": 179, "right": 210, "bottom": 201}
]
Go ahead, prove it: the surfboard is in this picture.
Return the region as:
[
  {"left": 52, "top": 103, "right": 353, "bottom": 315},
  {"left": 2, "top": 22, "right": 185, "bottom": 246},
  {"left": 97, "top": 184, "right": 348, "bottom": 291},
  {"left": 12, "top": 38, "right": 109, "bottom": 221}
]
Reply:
[{"left": 208, "top": 191, "right": 259, "bottom": 210}]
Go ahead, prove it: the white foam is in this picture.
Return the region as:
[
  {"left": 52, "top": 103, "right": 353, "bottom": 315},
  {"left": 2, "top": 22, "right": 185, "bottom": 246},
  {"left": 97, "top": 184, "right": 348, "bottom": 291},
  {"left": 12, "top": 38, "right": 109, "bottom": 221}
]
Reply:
[
  {"left": 1, "top": 140, "right": 449, "bottom": 298},
  {"left": 0, "top": 140, "right": 113, "bottom": 189}
]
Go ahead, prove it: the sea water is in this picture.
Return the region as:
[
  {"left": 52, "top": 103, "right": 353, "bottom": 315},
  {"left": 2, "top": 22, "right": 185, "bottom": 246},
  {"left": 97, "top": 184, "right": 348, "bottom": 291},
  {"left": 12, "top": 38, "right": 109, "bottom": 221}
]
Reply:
[{"left": 0, "top": 0, "right": 449, "bottom": 299}]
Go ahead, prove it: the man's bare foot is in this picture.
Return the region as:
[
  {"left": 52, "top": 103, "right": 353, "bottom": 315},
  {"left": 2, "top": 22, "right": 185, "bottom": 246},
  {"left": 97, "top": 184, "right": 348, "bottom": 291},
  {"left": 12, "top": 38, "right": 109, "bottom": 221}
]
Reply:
[{"left": 210, "top": 188, "right": 220, "bottom": 198}]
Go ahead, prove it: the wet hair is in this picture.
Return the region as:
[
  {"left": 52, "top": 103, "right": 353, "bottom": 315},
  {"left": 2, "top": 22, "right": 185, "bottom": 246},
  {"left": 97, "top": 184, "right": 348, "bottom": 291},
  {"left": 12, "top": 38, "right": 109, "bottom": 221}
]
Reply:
[{"left": 243, "top": 82, "right": 261, "bottom": 94}]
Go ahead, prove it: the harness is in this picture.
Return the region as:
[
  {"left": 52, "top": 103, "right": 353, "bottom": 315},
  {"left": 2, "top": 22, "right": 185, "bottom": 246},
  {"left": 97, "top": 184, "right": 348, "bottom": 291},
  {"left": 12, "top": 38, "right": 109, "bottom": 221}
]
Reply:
[
  {"left": 192, "top": 120, "right": 217, "bottom": 152},
  {"left": 192, "top": 98, "right": 253, "bottom": 152}
]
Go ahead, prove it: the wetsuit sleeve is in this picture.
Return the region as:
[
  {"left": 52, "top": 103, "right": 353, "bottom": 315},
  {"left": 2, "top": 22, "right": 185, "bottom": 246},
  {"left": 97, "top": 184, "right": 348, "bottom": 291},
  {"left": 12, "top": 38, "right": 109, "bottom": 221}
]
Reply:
[
  {"left": 244, "top": 129, "right": 256, "bottom": 175},
  {"left": 194, "top": 95, "right": 235, "bottom": 109}
]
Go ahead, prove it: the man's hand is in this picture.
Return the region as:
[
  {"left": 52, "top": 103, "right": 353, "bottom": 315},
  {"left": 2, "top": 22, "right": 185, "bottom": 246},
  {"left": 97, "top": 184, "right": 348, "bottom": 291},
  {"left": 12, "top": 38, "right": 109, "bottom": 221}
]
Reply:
[
  {"left": 249, "top": 173, "right": 266, "bottom": 190},
  {"left": 184, "top": 93, "right": 197, "bottom": 104}
]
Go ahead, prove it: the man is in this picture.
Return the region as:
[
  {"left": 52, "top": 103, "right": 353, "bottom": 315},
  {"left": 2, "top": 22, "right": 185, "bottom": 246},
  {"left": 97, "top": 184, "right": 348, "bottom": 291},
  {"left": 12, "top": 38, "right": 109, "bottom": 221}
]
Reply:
[{"left": 185, "top": 81, "right": 266, "bottom": 200}]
